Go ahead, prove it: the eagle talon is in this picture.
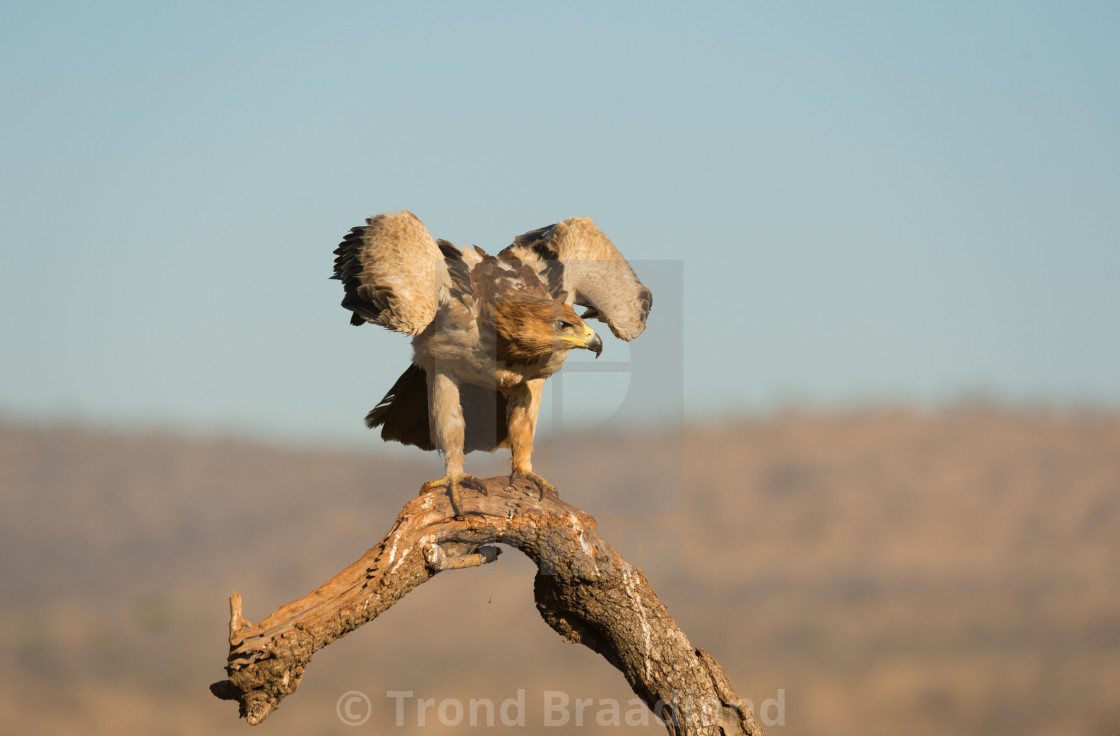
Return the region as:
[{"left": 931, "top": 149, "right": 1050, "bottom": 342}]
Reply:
[
  {"left": 420, "top": 472, "right": 480, "bottom": 517},
  {"left": 461, "top": 475, "right": 487, "bottom": 492},
  {"left": 510, "top": 471, "right": 556, "bottom": 500}
]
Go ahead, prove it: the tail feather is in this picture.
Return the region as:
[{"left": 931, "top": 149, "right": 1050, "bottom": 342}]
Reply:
[
  {"left": 365, "top": 365, "right": 509, "bottom": 453},
  {"left": 365, "top": 364, "right": 434, "bottom": 450}
]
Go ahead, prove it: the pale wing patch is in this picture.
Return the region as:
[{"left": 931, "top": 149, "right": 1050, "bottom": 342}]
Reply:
[
  {"left": 332, "top": 210, "right": 450, "bottom": 335},
  {"left": 501, "top": 217, "right": 652, "bottom": 341}
]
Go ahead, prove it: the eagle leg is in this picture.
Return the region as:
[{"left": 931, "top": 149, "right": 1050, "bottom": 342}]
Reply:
[
  {"left": 420, "top": 472, "right": 485, "bottom": 517},
  {"left": 505, "top": 380, "right": 552, "bottom": 499},
  {"left": 509, "top": 470, "right": 557, "bottom": 500}
]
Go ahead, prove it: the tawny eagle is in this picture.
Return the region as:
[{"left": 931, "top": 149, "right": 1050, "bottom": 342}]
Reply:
[{"left": 331, "top": 211, "right": 652, "bottom": 512}]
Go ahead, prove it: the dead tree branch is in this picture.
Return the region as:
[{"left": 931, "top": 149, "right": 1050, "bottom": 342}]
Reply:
[{"left": 210, "top": 476, "right": 763, "bottom": 735}]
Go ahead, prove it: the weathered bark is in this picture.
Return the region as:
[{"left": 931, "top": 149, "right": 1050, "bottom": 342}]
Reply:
[{"left": 210, "top": 476, "right": 763, "bottom": 735}]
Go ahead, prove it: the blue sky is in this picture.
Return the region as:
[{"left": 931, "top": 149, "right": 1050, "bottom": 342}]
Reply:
[{"left": 2, "top": 1, "right": 1118, "bottom": 446}]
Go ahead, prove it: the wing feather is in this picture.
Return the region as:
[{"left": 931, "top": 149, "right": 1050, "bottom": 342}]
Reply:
[
  {"left": 502, "top": 217, "right": 652, "bottom": 340},
  {"left": 331, "top": 211, "right": 450, "bottom": 335}
]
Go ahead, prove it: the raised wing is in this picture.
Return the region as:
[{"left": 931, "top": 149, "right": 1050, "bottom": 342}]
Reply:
[
  {"left": 331, "top": 210, "right": 450, "bottom": 334},
  {"left": 502, "top": 217, "right": 652, "bottom": 340}
]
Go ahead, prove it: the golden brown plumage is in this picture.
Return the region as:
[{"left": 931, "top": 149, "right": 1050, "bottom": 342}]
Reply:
[{"left": 331, "top": 211, "right": 651, "bottom": 513}]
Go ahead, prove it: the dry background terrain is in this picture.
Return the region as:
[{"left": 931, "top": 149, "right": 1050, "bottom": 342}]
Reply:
[{"left": 2, "top": 406, "right": 1118, "bottom": 734}]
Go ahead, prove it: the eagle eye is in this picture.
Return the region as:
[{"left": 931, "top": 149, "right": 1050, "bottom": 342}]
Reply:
[{"left": 555, "top": 320, "right": 574, "bottom": 331}]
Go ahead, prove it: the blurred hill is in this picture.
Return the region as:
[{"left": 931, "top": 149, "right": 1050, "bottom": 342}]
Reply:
[{"left": 2, "top": 407, "right": 1118, "bottom": 735}]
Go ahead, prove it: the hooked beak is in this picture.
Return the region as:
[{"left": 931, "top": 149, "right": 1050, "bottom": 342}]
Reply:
[
  {"left": 585, "top": 329, "right": 603, "bottom": 359},
  {"left": 561, "top": 324, "right": 603, "bottom": 358}
]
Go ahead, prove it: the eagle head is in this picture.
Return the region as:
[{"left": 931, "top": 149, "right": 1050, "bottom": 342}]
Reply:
[{"left": 493, "top": 298, "right": 602, "bottom": 362}]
